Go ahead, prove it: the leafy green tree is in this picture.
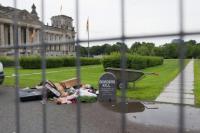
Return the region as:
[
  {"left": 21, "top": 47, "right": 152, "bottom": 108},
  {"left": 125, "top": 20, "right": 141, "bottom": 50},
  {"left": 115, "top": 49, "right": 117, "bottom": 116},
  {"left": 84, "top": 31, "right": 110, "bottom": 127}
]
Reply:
[
  {"left": 90, "top": 45, "right": 102, "bottom": 55},
  {"left": 103, "top": 44, "right": 112, "bottom": 55},
  {"left": 162, "top": 43, "right": 178, "bottom": 58},
  {"left": 130, "top": 42, "right": 155, "bottom": 56},
  {"left": 154, "top": 46, "right": 164, "bottom": 57},
  {"left": 79, "top": 46, "right": 87, "bottom": 57},
  {"left": 130, "top": 42, "right": 142, "bottom": 52},
  {"left": 78, "top": 39, "right": 200, "bottom": 58}
]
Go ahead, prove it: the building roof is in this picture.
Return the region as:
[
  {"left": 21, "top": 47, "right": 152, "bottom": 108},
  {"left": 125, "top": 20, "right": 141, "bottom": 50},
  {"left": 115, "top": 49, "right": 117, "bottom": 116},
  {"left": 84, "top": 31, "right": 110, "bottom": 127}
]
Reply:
[
  {"left": 0, "top": 4, "right": 75, "bottom": 33},
  {"left": 0, "top": 4, "right": 41, "bottom": 25},
  {"left": 51, "top": 15, "right": 73, "bottom": 20}
]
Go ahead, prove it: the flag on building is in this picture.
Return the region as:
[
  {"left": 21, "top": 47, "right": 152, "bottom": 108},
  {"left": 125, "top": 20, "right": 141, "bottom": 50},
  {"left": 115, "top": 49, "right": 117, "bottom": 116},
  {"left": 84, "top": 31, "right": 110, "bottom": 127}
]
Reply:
[
  {"left": 60, "top": 5, "right": 62, "bottom": 14},
  {"left": 86, "top": 17, "right": 89, "bottom": 32},
  {"left": 60, "top": 0, "right": 63, "bottom": 14}
]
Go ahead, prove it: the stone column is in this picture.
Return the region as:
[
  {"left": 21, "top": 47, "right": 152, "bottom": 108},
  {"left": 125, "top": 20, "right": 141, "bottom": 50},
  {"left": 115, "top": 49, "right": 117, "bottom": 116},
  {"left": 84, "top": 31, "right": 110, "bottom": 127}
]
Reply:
[
  {"left": 0, "top": 24, "right": 5, "bottom": 46},
  {"left": 69, "top": 44, "right": 71, "bottom": 52},
  {"left": 55, "top": 35, "right": 57, "bottom": 43},
  {"left": 73, "top": 44, "right": 75, "bottom": 52},
  {"left": 10, "top": 25, "right": 13, "bottom": 45},
  {"left": 32, "top": 29, "right": 36, "bottom": 43},
  {"left": 56, "top": 37, "right": 59, "bottom": 50},
  {"left": 47, "top": 33, "right": 50, "bottom": 42},
  {"left": 18, "top": 26, "right": 21, "bottom": 45},
  {"left": 62, "top": 34, "right": 66, "bottom": 53},
  {"left": 26, "top": 27, "right": 29, "bottom": 45},
  {"left": 37, "top": 30, "right": 40, "bottom": 43}
]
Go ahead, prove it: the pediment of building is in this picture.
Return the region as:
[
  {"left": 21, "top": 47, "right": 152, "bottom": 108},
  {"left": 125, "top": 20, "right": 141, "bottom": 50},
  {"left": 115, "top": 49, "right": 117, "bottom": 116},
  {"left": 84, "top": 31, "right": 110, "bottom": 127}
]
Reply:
[{"left": 18, "top": 10, "right": 41, "bottom": 24}]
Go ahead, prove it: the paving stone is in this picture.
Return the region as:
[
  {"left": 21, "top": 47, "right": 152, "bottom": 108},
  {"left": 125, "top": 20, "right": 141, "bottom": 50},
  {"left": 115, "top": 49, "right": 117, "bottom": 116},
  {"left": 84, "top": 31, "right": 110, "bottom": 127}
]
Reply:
[
  {"left": 158, "top": 92, "right": 194, "bottom": 99},
  {"left": 156, "top": 97, "right": 194, "bottom": 105},
  {"left": 156, "top": 60, "right": 194, "bottom": 105},
  {"left": 164, "top": 90, "right": 193, "bottom": 94}
]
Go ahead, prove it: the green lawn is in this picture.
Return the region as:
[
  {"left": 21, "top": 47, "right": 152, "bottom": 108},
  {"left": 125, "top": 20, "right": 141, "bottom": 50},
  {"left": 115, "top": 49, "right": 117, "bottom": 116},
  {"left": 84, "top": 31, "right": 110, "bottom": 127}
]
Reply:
[
  {"left": 194, "top": 59, "right": 200, "bottom": 107},
  {"left": 4, "top": 65, "right": 104, "bottom": 88},
  {"left": 3, "top": 59, "right": 187, "bottom": 101},
  {"left": 118, "top": 59, "right": 189, "bottom": 100}
]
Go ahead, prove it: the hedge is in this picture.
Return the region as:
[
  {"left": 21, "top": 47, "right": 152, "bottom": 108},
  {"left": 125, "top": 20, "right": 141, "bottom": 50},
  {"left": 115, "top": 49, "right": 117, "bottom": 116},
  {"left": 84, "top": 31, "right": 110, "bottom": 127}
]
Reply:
[
  {"left": 102, "top": 53, "right": 163, "bottom": 70},
  {"left": 62, "top": 57, "right": 101, "bottom": 67},
  {"left": 80, "top": 57, "right": 101, "bottom": 66},
  {"left": 0, "top": 56, "right": 15, "bottom": 67},
  {"left": 19, "top": 56, "right": 101, "bottom": 69},
  {"left": 0, "top": 54, "right": 162, "bottom": 70},
  {"left": 62, "top": 57, "right": 76, "bottom": 67},
  {"left": 20, "top": 56, "right": 41, "bottom": 69}
]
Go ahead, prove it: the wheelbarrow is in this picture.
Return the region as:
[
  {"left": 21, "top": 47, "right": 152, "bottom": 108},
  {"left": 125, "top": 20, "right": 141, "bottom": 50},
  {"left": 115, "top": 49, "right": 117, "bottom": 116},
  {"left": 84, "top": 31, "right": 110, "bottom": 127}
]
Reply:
[{"left": 105, "top": 67, "right": 158, "bottom": 88}]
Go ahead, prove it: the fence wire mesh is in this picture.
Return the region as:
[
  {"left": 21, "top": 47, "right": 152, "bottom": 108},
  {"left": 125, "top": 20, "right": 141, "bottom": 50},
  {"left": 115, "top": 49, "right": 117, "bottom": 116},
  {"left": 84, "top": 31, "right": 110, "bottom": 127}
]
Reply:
[{"left": 5, "top": 0, "right": 192, "bottom": 133}]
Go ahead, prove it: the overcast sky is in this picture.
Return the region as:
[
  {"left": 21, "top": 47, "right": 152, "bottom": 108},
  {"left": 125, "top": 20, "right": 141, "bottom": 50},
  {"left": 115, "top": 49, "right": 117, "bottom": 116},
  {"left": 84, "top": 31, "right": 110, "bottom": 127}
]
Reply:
[{"left": 0, "top": 0, "right": 200, "bottom": 47}]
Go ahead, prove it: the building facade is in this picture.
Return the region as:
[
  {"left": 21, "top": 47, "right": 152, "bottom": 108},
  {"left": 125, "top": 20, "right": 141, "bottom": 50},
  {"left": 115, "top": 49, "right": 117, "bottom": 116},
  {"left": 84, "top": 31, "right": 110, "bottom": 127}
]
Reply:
[{"left": 0, "top": 4, "right": 75, "bottom": 56}]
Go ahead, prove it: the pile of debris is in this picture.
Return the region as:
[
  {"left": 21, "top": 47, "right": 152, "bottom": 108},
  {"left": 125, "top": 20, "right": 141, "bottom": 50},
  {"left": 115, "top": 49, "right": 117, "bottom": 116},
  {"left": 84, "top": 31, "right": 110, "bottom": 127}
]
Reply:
[{"left": 19, "top": 78, "right": 98, "bottom": 105}]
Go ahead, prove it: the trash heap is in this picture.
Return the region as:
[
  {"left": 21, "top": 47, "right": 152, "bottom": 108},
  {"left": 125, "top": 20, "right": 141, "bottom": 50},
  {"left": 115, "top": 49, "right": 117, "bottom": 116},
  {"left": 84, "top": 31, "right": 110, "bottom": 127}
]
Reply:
[
  {"left": 19, "top": 78, "right": 98, "bottom": 105},
  {"left": 52, "top": 83, "right": 98, "bottom": 105}
]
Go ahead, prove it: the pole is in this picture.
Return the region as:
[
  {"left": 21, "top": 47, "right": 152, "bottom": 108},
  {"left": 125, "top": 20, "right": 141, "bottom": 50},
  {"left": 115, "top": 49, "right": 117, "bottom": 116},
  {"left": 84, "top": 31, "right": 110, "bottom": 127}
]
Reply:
[
  {"left": 87, "top": 27, "right": 90, "bottom": 57},
  {"left": 87, "top": 17, "right": 90, "bottom": 57}
]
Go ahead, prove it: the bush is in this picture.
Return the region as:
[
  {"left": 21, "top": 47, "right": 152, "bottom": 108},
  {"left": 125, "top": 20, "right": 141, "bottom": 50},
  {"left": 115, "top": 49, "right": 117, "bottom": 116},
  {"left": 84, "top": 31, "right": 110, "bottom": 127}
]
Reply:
[
  {"left": 146, "top": 56, "right": 164, "bottom": 67},
  {"left": 20, "top": 56, "right": 41, "bottom": 69},
  {"left": 20, "top": 56, "right": 101, "bottom": 69},
  {"left": 62, "top": 57, "right": 76, "bottom": 67},
  {"left": 102, "top": 53, "right": 163, "bottom": 70},
  {"left": 80, "top": 57, "right": 101, "bottom": 66},
  {"left": 46, "top": 57, "right": 64, "bottom": 68},
  {"left": 102, "top": 53, "right": 121, "bottom": 69},
  {"left": 0, "top": 56, "right": 15, "bottom": 67},
  {"left": 63, "top": 56, "right": 101, "bottom": 67}
]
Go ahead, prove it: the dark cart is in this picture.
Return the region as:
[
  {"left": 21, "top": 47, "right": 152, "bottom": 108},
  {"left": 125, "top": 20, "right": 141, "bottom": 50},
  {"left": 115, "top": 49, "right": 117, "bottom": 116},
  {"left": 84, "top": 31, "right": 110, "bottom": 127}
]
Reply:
[{"left": 105, "top": 67, "right": 157, "bottom": 88}]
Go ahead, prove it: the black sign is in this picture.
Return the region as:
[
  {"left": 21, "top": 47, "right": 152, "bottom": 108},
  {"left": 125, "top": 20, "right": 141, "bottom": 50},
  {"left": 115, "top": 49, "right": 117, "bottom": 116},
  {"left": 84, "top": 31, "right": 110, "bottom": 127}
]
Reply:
[{"left": 99, "top": 72, "right": 117, "bottom": 102}]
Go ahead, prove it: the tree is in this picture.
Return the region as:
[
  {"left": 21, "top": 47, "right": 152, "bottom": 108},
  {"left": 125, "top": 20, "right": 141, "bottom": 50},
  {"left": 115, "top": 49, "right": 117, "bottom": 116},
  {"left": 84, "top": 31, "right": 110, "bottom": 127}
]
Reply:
[
  {"left": 78, "top": 46, "right": 87, "bottom": 57},
  {"left": 162, "top": 43, "right": 178, "bottom": 58},
  {"left": 130, "top": 42, "right": 141, "bottom": 53},
  {"left": 103, "top": 44, "right": 112, "bottom": 55},
  {"left": 78, "top": 39, "right": 200, "bottom": 58},
  {"left": 130, "top": 42, "right": 155, "bottom": 56},
  {"left": 90, "top": 45, "right": 102, "bottom": 55},
  {"left": 154, "top": 46, "right": 164, "bottom": 57}
]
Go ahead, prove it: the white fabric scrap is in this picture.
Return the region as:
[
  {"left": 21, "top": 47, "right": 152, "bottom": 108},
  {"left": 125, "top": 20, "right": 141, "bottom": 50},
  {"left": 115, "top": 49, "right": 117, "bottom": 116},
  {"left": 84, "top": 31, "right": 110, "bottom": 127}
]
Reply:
[{"left": 79, "top": 89, "right": 97, "bottom": 97}]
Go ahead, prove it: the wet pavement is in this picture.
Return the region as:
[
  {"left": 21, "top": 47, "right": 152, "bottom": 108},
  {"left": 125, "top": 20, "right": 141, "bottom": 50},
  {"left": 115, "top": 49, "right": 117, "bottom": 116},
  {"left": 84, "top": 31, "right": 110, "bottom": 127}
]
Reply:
[
  {"left": 0, "top": 86, "right": 199, "bottom": 133},
  {"left": 127, "top": 103, "right": 200, "bottom": 132},
  {"left": 100, "top": 101, "right": 145, "bottom": 113},
  {"left": 156, "top": 59, "right": 195, "bottom": 105},
  {"left": 100, "top": 101, "right": 200, "bottom": 131}
]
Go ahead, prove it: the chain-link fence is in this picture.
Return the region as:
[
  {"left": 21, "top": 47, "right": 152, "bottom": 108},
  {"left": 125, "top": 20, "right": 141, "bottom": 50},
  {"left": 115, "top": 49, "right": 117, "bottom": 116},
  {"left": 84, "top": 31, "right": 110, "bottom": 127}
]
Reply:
[{"left": 0, "top": 0, "right": 198, "bottom": 133}]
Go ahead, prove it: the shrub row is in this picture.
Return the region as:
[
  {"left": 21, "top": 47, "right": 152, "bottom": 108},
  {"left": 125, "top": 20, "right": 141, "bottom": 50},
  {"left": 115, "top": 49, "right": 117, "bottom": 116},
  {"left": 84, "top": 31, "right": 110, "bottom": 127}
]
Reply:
[
  {"left": 62, "top": 57, "right": 101, "bottom": 67},
  {"left": 102, "top": 53, "right": 163, "bottom": 70},
  {"left": 0, "top": 56, "right": 15, "bottom": 67},
  {"left": 1, "top": 54, "right": 163, "bottom": 70},
  {"left": 20, "top": 56, "right": 64, "bottom": 69},
  {"left": 19, "top": 56, "right": 101, "bottom": 69}
]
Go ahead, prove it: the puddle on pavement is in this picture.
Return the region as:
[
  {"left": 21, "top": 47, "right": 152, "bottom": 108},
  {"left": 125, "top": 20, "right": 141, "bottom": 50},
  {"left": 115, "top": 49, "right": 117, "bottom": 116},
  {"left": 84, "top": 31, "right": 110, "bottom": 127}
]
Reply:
[
  {"left": 126, "top": 103, "right": 200, "bottom": 131},
  {"left": 100, "top": 101, "right": 145, "bottom": 113},
  {"left": 100, "top": 101, "right": 200, "bottom": 131}
]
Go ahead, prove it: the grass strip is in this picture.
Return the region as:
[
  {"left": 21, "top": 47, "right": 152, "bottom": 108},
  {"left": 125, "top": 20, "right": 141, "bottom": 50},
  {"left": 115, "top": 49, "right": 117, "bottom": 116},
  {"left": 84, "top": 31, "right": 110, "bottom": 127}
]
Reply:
[
  {"left": 4, "top": 59, "right": 190, "bottom": 101},
  {"left": 194, "top": 59, "right": 200, "bottom": 107},
  {"left": 117, "top": 59, "right": 190, "bottom": 100}
]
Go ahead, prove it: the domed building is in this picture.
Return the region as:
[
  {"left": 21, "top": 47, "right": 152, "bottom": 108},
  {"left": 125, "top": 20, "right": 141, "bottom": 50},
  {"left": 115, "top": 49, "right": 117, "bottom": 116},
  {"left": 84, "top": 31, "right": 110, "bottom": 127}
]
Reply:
[{"left": 0, "top": 4, "right": 75, "bottom": 56}]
